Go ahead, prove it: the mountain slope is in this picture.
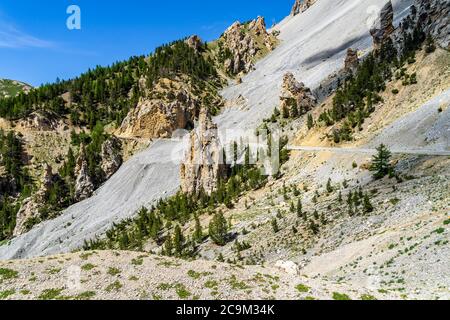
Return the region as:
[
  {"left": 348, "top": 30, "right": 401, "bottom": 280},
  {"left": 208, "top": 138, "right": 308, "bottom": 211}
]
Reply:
[
  {"left": 0, "top": 0, "right": 417, "bottom": 259},
  {"left": 0, "top": 79, "right": 31, "bottom": 98},
  {"left": 0, "top": 250, "right": 390, "bottom": 300}
]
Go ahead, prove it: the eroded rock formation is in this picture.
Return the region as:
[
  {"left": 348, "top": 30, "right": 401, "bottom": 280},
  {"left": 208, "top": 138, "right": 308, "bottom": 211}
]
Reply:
[
  {"left": 344, "top": 48, "right": 359, "bottom": 73},
  {"left": 74, "top": 143, "right": 94, "bottom": 202},
  {"left": 180, "top": 108, "right": 227, "bottom": 195},
  {"left": 119, "top": 78, "right": 202, "bottom": 139},
  {"left": 185, "top": 35, "right": 203, "bottom": 53},
  {"left": 291, "top": 0, "right": 317, "bottom": 16},
  {"left": 280, "top": 72, "right": 317, "bottom": 117},
  {"left": 220, "top": 16, "right": 277, "bottom": 75},
  {"left": 400, "top": 0, "right": 450, "bottom": 49},
  {"left": 13, "top": 164, "right": 54, "bottom": 236},
  {"left": 101, "top": 136, "right": 123, "bottom": 180},
  {"left": 370, "top": 1, "right": 395, "bottom": 50}
]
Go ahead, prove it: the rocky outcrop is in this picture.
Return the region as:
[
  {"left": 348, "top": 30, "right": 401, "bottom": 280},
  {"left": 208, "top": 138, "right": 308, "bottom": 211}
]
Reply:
[
  {"left": 404, "top": 0, "right": 450, "bottom": 49},
  {"left": 180, "top": 108, "right": 227, "bottom": 195},
  {"left": 185, "top": 35, "right": 203, "bottom": 53},
  {"left": 101, "top": 137, "right": 123, "bottom": 180},
  {"left": 74, "top": 144, "right": 94, "bottom": 202},
  {"left": 13, "top": 164, "right": 54, "bottom": 236},
  {"left": 118, "top": 78, "right": 203, "bottom": 139},
  {"left": 220, "top": 16, "right": 277, "bottom": 75},
  {"left": 280, "top": 72, "right": 317, "bottom": 117},
  {"left": 370, "top": 1, "right": 395, "bottom": 50},
  {"left": 291, "top": 0, "right": 317, "bottom": 16},
  {"left": 17, "top": 110, "right": 60, "bottom": 131},
  {"left": 381, "top": 0, "right": 450, "bottom": 55},
  {"left": 419, "top": 0, "right": 450, "bottom": 49},
  {"left": 344, "top": 48, "right": 359, "bottom": 73}
]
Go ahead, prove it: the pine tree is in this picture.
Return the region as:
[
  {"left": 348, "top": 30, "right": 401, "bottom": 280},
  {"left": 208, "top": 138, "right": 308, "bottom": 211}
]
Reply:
[
  {"left": 296, "top": 199, "right": 303, "bottom": 218},
  {"left": 173, "top": 225, "right": 184, "bottom": 256},
  {"left": 209, "top": 212, "right": 228, "bottom": 246},
  {"left": 326, "top": 178, "right": 333, "bottom": 193},
  {"left": 370, "top": 144, "right": 393, "bottom": 179},
  {"left": 193, "top": 215, "right": 203, "bottom": 243},
  {"left": 271, "top": 218, "right": 279, "bottom": 233},
  {"left": 307, "top": 114, "right": 314, "bottom": 130},
  {"left": 164, "top": 236, "right": 173, "bottom": 257},
  {"left": 363, "top": 193, "right": 374, "bottom": 214},
  {"left": 290, "top": 202, "right": 295, "bottom": 213}
]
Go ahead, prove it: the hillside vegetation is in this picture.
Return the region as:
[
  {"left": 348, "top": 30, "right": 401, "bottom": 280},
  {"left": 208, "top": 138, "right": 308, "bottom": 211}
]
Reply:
[{"left": 0, "top": 80, "right": 31, "bottom": 99}]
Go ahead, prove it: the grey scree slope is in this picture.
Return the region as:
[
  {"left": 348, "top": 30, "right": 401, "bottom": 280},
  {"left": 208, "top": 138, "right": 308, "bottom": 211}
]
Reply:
[{"left": 0, "top": 0, "right": 415, "bottom": 259}]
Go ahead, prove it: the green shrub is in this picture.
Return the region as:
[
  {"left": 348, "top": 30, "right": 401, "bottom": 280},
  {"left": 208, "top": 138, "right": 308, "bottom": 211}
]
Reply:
[
  {"left": 295, "top": 284, "right": 311, "bottom": 293},
  {"left": 332, "top": 292, "right": 351, "bottom": 300}
]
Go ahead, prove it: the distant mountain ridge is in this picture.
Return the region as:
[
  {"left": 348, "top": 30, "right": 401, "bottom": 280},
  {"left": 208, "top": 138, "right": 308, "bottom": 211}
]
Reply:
[{"left": 0, "top": 79, "right": 32, "bottom": 98}]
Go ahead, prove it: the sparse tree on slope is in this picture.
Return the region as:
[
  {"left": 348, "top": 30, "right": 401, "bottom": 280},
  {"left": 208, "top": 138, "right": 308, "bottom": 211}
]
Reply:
[
  {"left": 370, "top": 144, "right": 393, "bottom": 179},
  {"left": 209, "top": 212, "right": 228, "bottom": 246}
]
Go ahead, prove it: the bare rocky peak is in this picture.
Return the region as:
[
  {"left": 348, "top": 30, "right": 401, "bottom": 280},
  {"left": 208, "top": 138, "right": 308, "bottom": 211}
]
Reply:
[
  {"left": 222, "top": 16, "right": 277, "bottom": 75},
  {"left": 180, "top": 108, "right": 227, "bottom": 195},
  {"left": 291, "top": 0, "right": 317, "bottom": 16}
]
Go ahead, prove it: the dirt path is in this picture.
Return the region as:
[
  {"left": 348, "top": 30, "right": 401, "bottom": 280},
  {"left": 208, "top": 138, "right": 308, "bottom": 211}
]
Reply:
[{"left": 288, "top": 145, "right": 450, "bottom": 156}]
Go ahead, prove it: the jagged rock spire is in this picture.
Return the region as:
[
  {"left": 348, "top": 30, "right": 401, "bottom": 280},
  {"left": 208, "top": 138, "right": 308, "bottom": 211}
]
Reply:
[
  {"left": 74, "top": 143, "right": 94, "bottom": 202},
  {"left": 180, "top": 107, "right": 227, "bottom": 195},
  {"left": 370, "top": 1, "right": 395, "bottom": 50},
  {"left": 344, "top": 48, "right": 359, "bottom": 73}
]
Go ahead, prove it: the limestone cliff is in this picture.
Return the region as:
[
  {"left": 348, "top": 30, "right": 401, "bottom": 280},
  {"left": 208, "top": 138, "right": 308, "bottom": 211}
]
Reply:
[{"left": 118, "top": 77, "right": 222, "bottom": 140}]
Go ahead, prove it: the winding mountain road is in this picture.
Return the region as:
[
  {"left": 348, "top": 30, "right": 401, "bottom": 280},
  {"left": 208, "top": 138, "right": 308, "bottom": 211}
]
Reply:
[{"left": 288, "top": 146, "right": 450, "bottom": 156}]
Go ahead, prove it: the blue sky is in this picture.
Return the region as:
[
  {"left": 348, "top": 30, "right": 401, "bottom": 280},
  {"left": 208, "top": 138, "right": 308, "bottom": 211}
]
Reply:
[{"left": 0, "top": 0, "right": 293, "bottom": 87}]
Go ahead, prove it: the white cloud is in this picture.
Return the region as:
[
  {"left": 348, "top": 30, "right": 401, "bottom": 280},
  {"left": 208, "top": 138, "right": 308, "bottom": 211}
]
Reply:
[{"left": 0, "top": 21, "right": 53, "bottom": 49}]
